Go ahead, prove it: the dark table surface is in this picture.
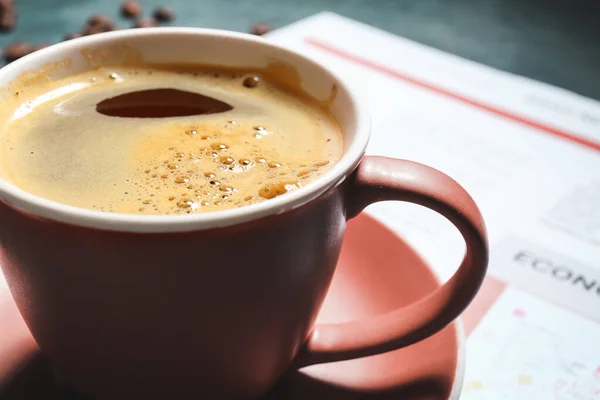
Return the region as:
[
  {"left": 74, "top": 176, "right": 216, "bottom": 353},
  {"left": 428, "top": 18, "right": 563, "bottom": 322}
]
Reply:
[{"left": 1, "top": 0, "right": 599, "bottom": 99}]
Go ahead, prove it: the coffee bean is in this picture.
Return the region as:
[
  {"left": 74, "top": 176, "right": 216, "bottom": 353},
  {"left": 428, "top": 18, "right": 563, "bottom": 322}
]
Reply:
[
  {"left": 4, "top": 41, "right": 31, "bottom": 63},
  {"left": 86, "top": 14, "right": 112, "bottom": 27},
  {"left": 63, "top": 32, "right": 82, "bottom": 41},
  {"left": 133, "top": 18, "right": 158, "bottom": 28},
  {"left": 153, "top": 6, "right": 175, "bottom": 22},
  {"left": 120, "top": 0, "right": 142, "bottom": 19},
  {"left": 82, "top": 14, "right": 117, "bottom": 36},
  {"left": 0, "top": 12, "right": 16, "bottom": 33},
  {"left": 82, "top": 18, "right": 117, "bottom": 36},
  {"left": 250, "top": 22, "right": 272, "bottom": 36},
  {"left": 0, "top": 0, "right": 17, "bottom": 33}
]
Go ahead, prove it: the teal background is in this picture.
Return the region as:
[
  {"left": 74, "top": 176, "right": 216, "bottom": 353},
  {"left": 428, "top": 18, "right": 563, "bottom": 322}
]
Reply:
[{"left": 1, "top": 0, "right": 599, "bottom": 100}]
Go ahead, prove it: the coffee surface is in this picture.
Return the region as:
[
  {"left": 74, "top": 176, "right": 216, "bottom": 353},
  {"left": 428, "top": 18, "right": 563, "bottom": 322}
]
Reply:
[{"left": 0, "top": 66, "right": 342, "bottom": 215}]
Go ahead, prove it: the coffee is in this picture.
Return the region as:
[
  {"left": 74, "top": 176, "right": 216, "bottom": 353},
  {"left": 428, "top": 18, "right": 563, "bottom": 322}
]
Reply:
[{"left": 0, "top": 65, "right": 342, "bottom": 215}]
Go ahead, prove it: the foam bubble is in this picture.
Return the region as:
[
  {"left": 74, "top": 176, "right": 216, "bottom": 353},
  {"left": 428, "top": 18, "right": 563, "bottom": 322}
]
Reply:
[
  {"left": 220, "top": 156, "right": 234, "bottom": 165},
  {"left": 211, "top": 143, "right": 228, "bottom": 150}
]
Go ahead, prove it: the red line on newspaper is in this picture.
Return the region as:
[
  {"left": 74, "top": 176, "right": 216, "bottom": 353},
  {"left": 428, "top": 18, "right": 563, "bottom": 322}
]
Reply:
[
  {"left": 304, "top": 37, "right": 600, "bottom": 153},
  {"left": 461, "top": 277, "right": 507, "bottom": 337}
]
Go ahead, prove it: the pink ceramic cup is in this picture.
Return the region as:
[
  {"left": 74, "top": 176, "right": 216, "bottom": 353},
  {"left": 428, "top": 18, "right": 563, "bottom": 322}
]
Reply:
[{"left": 0, "top": 28, "right": 488, "bottom": 399}]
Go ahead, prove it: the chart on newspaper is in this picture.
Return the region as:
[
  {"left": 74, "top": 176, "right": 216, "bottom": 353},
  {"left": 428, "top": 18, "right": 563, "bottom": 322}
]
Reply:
[{"left": 268, "top": 13, "right": 600, "bottom": 399}]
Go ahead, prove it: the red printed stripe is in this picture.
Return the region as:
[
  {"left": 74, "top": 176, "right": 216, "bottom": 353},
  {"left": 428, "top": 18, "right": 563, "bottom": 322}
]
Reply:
[
  {"left": 305, "top": 37, "right": 600, "bottom": 152},
  {"left": 461, "top": 277, "right": 507, "bottom": 337}
]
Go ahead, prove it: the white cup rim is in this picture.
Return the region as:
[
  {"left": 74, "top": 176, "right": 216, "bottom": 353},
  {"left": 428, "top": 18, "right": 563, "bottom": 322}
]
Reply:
[{"left": 0, "top": 27, "right": 370, "bottom": 233}]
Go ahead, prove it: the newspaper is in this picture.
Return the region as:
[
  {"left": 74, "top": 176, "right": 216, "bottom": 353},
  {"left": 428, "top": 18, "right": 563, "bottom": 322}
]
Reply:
[{"left": 267, "top": 12, "right": 600, "bottom": 399}]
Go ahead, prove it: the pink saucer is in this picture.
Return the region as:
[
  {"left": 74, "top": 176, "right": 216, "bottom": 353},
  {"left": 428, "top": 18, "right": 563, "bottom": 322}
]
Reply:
[{"left": 0, "top": 214, "right": 463, "bottom": 399}]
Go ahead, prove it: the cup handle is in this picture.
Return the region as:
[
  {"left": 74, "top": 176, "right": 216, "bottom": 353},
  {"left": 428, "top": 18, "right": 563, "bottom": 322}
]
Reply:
[{"left": 295, "top": 156, "right": 489, "bottom": 367}]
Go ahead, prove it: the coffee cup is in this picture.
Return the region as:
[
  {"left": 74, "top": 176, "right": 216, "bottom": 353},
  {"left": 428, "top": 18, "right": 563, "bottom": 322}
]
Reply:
[{"left": 0, "top": 28, "right": 488, "bottom": 399}]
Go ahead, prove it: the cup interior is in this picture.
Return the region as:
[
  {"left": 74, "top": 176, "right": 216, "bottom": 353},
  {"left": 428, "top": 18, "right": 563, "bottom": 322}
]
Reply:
[{"left": 0, "top": 28, "right": 369, "bottom": 232}]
